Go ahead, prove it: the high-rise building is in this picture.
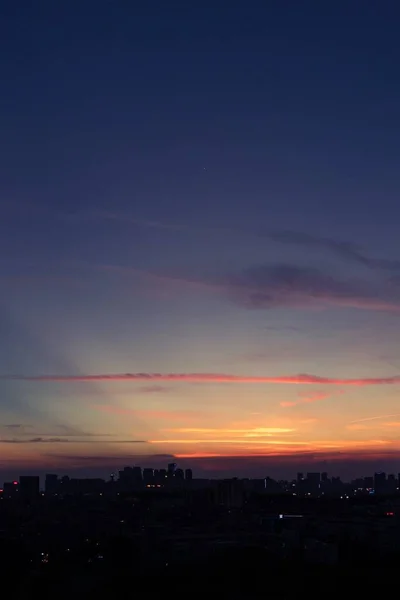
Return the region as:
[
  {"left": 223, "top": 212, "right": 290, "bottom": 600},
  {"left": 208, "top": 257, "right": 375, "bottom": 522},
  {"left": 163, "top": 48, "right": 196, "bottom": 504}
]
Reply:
[
  {"left": 215, "top": 479, "right": 244, "bottom": 509},
  {"left": 3, "top": 481, "right": 19, "bottom": 499},
  {"left": 143, "top": 468, "right": 154, "bottom": 484},
  {"left": 364, "top": 476, "right": 373, "bottom": 489},
  {"left": 374, "top": 472, "right": 386, "bottom": 494},
  {"left": 185, "top": 468, "right": 193, "bottom": 481},
  {"left": 19, "top": 476, "right": 40, "bottom": 500},
  {"left": 175, "top": 468, "right": 184, "bottom": 480},
  {"left": 387, "top": 473, "right": 396, "bottom": 493},
  {"left": 119, "top": 466, "right": 142, "bottom": 490},
  {"left": 306, "top": 473, "right": 321, "bottom": 494},
  {"left": 167, "top": 463, "right": 177, "bottom": 477},
  {"left": 45, "top": 474, "right": 59, "bottom": 494}
]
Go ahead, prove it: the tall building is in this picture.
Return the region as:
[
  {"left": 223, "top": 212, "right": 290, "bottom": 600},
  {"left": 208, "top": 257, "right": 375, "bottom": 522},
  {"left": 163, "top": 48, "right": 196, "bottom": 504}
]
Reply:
[
  {"left": 215, "top": 479, "right": 244, "bottom": 509},
  {"left": 185, "top": 468, "right": 193, "bottom": 481},
  {"left": 167, "top": 463, "right": 177, "bottom": 477},
  {"left": 143, "top": 468, "right": 154, "bottom": 485},
  {"left": 19, "top": 476, "right": 40, "bottom": 501},
  {"left": 306, "top": 473, "right": 321, "bottom": 494},
  {"left": 387, "top": 474, "right": 396, "bottom": 493},
  {"left": 119, "top": 466, "right": 142, "bottom": 490},
  {"left": 374, "top": 472, "right": 386, "bottom": 495},
  {"left": 45, "top": 474, "right": 59, "bottom": 494},
  {"left": 175, "top": 468, "right": 184, "bottom": 480},
  {"left": 3, "top": 481, "right": 19, "bottom": 499}
]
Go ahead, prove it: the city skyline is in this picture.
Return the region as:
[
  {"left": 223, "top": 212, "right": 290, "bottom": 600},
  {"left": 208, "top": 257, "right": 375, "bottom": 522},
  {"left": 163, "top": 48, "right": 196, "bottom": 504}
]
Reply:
[{"left": 2, "top": 3, "right": 400, "bottom": 478}]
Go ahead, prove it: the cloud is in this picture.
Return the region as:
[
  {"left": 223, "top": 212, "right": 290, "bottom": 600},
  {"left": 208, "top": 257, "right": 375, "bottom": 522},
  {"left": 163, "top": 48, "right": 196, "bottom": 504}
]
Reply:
[
  {"left": 0, "top": 423, "right": 117, "bottom": 438},
  {"left": 3, "top": 372, "right": 400, "bottom": 386},
  {"left": 137, "top": 385, "right": 170, "bottom": 393},
  {"left": 148, "top": 439, "right": 308, "bottom": 445},
  {"left": 0, "top": 437, "right": 147, "bottom": 444},
  {"left": 349, "top": 412, "right": 400, "bottom": 424},
  {"left": 105, "top": 262, "right": 400, "bottom": 313},
  {"left": 266, "top": 231, "right": 400, "bottom": 272},
  {"left": 228, "top": 264, "right": 400, "bottom": 312},
  {"left": 347, "top": 421, "right": 400, "bottom": 431},
  {"left": 280, "top": 389, "right": 344, "bottom": 407},
  {"left": 24, "top": 256, "right": 397, "bottom": 315},
  {"left": 280, "top": 391, "right": 331, "bottom": 407},
  {"left": 148, "top": 439, "right": 393, "bottom": 452},
  {"left": 90, "top": 212, "right": 400, "bottom": 274},
  {"left": 93, "top": 405, "right": 212, "bottom": 421},
  {"left": 44, "top": 453, "right": 173, "bottom": 464},
  {"left": 0, "top": 437, "right": 67, "bottom": 444},
  {"left": 164, "top": 427, "right": 295, "bottom": 434}
]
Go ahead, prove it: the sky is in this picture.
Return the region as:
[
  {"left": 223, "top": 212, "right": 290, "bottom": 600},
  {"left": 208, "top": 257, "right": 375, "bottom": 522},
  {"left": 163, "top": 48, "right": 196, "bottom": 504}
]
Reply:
[{"left": 1, "top": 1, "right": 400, "bottom": 480}]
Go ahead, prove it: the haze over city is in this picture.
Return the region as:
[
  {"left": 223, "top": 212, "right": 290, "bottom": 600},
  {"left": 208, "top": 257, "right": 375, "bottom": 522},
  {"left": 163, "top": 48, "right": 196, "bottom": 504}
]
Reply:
[{"left": 2, "top": 2, "right": 400, "bottom": 480}]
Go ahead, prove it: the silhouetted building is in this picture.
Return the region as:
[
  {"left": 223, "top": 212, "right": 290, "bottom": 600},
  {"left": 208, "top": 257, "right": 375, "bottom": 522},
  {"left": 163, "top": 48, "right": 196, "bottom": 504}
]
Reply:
[
  {"left": 387, "top": 474, "right": 397, "bottom": 493},
  {"left": 3, "top": 481, "right": 18, "bottom": 498},
  {"left": 175, "top": 468, "right": 184, "bottom": 480},
  {"left": 185, "top": 468, "right": 193, "bottom": 481},
  {"left": 374, "top": 472, "right": 386, "bottom": 495},
  {"left": 143, "top": 468, "right": 154, "bottom": 484},
  {"left": 19, "top": 476, "right": 39, "bottom": 500},
  {"left": 307, "top": 473, "right": 321, "bottom": 494},
  {"left": 45, "top": 473, "right": 59, "bottom": 494},
  {"left": 68, "top": 478, "right": 105, "bottom": 494},
  {"left": 119, "top": 466, "right": 142, "bottom": 490},
  {"left": 215, "top": 479, "right": 244, "bottom": 508},
  {"left": 264, "top": 476, "right": 281, "bottom": 494},
  {"left": 364, "top": 476, "right": 374, "bottom": 489},
  {"left": 167, "top": 463, "right": 177, "bottom": 478}
]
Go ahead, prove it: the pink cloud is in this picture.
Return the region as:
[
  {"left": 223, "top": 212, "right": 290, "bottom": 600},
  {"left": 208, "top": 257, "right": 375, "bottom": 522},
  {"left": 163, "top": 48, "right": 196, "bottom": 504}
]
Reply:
[
  {"left": 6, "top": 372, "right": 400, "bottom": 386},
  {"left": 349, "top": 412, "right": 400, "bottom": 424},
  {"left": 96, "top": 262, "right": 400, "bottom": 314},
  {"left": 137, "top": 385, "right": 170, "bottom": 393},
  {"left": 280, "top": 389, "right": 344, "bottom": 407},
  {"left": 92, "top": 405, "right": 209, "bottom": 422}
]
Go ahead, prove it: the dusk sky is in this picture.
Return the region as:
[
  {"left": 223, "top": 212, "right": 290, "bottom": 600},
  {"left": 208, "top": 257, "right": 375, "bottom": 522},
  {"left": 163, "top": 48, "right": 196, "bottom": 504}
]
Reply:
[{"left": 2, "top": 2, "right": 400, "bottom": 480}]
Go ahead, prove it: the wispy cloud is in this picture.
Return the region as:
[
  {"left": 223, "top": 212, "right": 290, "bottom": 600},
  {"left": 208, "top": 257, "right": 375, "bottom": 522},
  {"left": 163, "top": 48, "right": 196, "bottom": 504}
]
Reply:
[
  {"left": 148, "top": 439, "right": 308, "bottom": 445},
  {"left": 3, "top": 372, "right": 400, "bottom": 386},
  {"left": 280, "top": 389, "right": 343, "bottom": 407},
  {"left": 349, "top": 412, "right": 400, "bottom": 424},
  {"left": 99, "top": 262, "right": 400, "bottom": 314},
  {"left": 93, "top": 405, "right": 213, "bottom": 421},
  {"left": 0, "top": 435, "right": 147, "bottom": 444},
  {"left": 0, "top": 437, "right": 67, "bottom": 444},
  {"left": 137, "top": 385, "right": 170, "bottom": 394},
  {"left": 346, "top": 424, "right": 371, "bottom": 431},
  {"left": 164, "top": 427, "right": 295, "bottom": 434},
  {"left": 346, "top": 420, "right": 400, "bottom": 431},
  {"left": 90, "top": 212, "right": 400, "bottom": 274},
  {"left": 228, "top": 264, "right": 400, "bottom": 312},
  {"left": 266, "top": 231, "right": 400, "bottom": 272}
]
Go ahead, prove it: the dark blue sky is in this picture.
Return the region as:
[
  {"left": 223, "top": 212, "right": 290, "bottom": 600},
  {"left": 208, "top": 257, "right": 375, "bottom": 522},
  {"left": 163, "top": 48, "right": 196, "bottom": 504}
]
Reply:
[{"left": 1, "top": 1, "right": 400, "bottom": 479}]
